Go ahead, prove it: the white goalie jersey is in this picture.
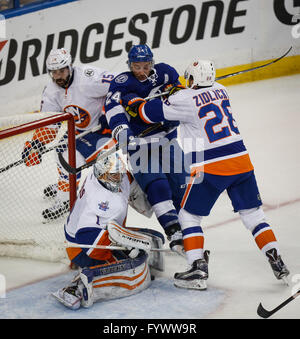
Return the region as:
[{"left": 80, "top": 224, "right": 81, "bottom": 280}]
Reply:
[
  {"left": 65, "top": 171, "right": 131, "bottom": 241},
  {"left": 65, "top": 169, "right": 153, "bottom": 248}
]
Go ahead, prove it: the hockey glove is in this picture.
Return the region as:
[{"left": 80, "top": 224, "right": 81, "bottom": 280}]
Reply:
[
  {"left": 22, "top": 139, "right": 46, "bottom": 167},
  {"left": 112, "top": 124, "right": 138, "bottom": 154},
  {"left": 163, "top": 84, "right": 185, "bottom": 99},
  {"left": 122, "top": 93, "right": 146, "bottom": 119}
]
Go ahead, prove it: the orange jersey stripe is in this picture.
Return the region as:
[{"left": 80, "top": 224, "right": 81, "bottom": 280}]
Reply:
[
  {"left": 195, "top": 154, "right": 254, "bottom": 176},
  {"left": 89, "top": 230, "right": 113, "bottom": 261},
  {"left": 66, "top": 247, "right": 82, "bottom": 261},
  {"left": 139, "top": 102, "right": 151, "bottom": 124},
  {"left": 180, "top": 175, "right": 195, "bottom": 209}
]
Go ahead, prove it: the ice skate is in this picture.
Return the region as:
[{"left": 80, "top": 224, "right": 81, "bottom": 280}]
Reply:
[
  {"left": 266, "top": 248, "right": 290, "bottom": 283},
  {"left": 165, "top": 223, "right": 185, "bottom": 257},
  {"left": 52, "top": 283, "right": 82, "bottom": 310},
  {"left": 174, "top": 251, "right": 210, "bottom": 290},
  {"left": 42, "top": 199, "right": 69, "bottom": 220},
  {"left": 169, "top": 230, "right": 185, "bottom": 257}
]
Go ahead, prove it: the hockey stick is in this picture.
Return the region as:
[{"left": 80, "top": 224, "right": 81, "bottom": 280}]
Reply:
[
  {"left": 143, "top": 48, "right": 293, "bottom": 90},
  {"left": 58, "top": 122, "right": 163, "bottom": 174},
  {"left": 0, "top": 124, "right": 103, "bottom": 174},
  {"left": 145, "top": 91, "right": 170, "bottom": 100},
  {"left": 257, "top": 288, "right": 300, "bottom": 318},
  {"left": 66, "top": 242, "right": 172, "bottom": 252},
  {"left": 144, "top": 47, "right": 292, "bottom": 91},
  {"left": 215, "top": 46, "right": 292, "bottom": 81}
]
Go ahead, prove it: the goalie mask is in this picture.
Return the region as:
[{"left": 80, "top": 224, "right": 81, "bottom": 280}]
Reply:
[
  {"left": 46, "top": 48, "right": 73, "bottom": 88},
  {"left": 184, "top": 60, "right": 215, "bottom": 88},
  {"left": 94, "top": 151, "right": 126, "bottom": 192}
]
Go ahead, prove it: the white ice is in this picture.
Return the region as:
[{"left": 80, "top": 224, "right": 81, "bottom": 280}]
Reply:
[{"left": 0, "top": 74, "right": 299, "bottom": 319}]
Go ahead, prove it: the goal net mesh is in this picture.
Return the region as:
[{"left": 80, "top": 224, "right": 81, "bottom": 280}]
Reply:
[{"left": 0, "top": 112, "right": 76, "bottom": 263}]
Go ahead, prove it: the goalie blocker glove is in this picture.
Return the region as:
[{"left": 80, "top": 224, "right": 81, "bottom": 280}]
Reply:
[{"left": 22, "top": 139, "right": 46, "bottom": 167}]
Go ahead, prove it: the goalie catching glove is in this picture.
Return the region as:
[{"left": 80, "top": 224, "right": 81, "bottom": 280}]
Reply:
[{"left": 22, "top": 139, "right": 46, "bottom": 167}]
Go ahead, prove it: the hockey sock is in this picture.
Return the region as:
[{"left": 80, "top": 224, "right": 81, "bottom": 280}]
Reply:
[
  {"left": 252, "top": 222, "right": 279, "bottom": 255},
  {"left": 182, "top": 226, "right": 204, "bottom": 265},
  {"left": 146, "top": 179, "right": 179, "bottom": 230},
  {"left": 179, "top": 208, "right": 204, "bottom": 265}
]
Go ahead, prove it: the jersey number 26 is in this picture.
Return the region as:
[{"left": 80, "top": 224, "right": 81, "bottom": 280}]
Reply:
[{"left": 199, "top": 99, "right": 240, "bottom": 143}]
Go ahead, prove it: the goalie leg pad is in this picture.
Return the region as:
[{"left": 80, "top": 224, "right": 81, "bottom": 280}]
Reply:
[
  {"left": 107, "top": 221, "right": 152, "bottom": 251},
  {"left": 52, "top": 253, "right": 151, "bottom": 309},
  {"left": 81, "top": 251, "right": 151, "bottom": 306}
]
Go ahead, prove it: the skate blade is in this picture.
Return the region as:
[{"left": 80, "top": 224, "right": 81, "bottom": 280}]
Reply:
[
  {"left": 51, "top": 291, "right": 81, "bottom": 310},
  {"left": 171, "top": 245, "right": 186, "bottom": 258},
  {"left": 174, "top": 279, "right": 207, "bottom": 290},
  {"left": 281, "top": 276, "right": 289, "bottom": 286}
]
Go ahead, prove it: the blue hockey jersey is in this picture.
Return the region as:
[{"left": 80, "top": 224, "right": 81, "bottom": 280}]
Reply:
[{"left": 104, "top": 63, "right": 180, "bottom": 139}]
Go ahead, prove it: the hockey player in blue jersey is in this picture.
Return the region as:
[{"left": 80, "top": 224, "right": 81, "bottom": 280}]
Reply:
[{"left": 104, "top": 44, "right": 186, "bottom": 254}]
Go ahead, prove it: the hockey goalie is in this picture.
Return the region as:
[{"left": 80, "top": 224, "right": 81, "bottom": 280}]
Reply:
[{"left": 52, "top": 150, "right": 165, "bottom": 310}]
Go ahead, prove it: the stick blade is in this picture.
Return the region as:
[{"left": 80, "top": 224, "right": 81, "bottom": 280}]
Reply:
[
  {"left": 257, "top": 302, "right": 272, "bottom": 319},
  {"left": 58, "top": 152, "right": 77, "bottom": 174}
]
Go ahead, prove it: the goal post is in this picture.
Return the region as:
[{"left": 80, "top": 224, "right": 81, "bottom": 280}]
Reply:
[{"left": 0, "top": 112, "right": 76, "bottom": 263}]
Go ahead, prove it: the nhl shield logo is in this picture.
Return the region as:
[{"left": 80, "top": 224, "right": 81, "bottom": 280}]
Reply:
[{"left": 98, "top": 201, "right": 109, "bottom": 211}]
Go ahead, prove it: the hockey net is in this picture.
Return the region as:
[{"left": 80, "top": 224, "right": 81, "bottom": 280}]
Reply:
[{"left": 0, "top": 112, "right": 76, "bottom": 263}]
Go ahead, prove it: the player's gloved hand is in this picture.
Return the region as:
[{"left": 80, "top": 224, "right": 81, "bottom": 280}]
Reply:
[
  {"left": 163, "top": 84, "right": 185, "bottom": 99},
  {"left": 22, "top": 139, "right": 46, "bottom": 167},
  {"left": 122, "top": 93, "right": 146, "bottom": 119},
  {"left": 113, "top": 124, "right": 138, "bottom": 154}
]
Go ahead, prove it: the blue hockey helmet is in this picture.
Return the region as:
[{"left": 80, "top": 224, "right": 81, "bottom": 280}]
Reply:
[{"left": 127, "top": 44, "right": 154, "bottom": 67}]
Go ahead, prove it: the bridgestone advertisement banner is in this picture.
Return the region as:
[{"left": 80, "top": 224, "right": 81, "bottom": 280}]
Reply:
[{"left": 0, "top": 0, "right": 299, "bottom": 114}]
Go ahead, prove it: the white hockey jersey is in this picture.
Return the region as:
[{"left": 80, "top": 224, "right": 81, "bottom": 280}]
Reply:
[
  {"left": 41, "top": 65, "right": 115, "bottom": 131},
  {"left": 142, "top": 82, "right": 254, "bottom": 176},
  {"left": 65, "top": 170, "right": 130, "bottom": 261}
]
